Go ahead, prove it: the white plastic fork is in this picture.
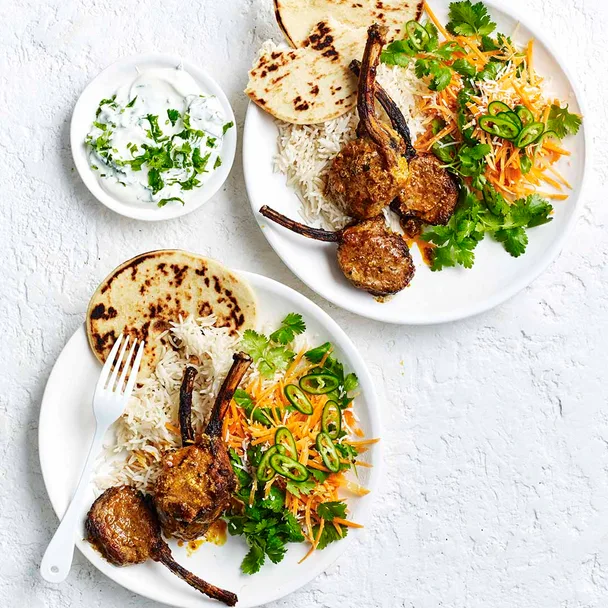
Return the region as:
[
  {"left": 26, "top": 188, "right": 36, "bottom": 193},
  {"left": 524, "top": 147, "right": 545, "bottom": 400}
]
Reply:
[{"left": 40, "top": 333, "right": 145, "bottom": 583}]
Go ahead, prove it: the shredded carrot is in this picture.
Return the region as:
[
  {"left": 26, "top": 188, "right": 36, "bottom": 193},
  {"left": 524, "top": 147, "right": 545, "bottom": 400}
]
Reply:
[
  {"left": 333, "top": 517, "right": 364, "bottom": 529},
  {"left": 224, "top": 340, "right": 373, "bottom": 563}
]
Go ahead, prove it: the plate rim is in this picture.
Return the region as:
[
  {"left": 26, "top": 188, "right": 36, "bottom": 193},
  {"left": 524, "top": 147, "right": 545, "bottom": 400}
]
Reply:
[
  {"left": 38, "top": 270, "right": 383, "bottom": 608},
  {"left": 70, "top": 52, "right": 237, "bottom": 222},
  {"left": 242, "top": 0, "right": 591, "bottom": 325}
]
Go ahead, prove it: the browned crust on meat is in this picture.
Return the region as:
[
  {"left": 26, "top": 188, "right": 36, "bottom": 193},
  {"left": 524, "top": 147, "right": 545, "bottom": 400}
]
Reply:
[
  {"left": 85, "top": 486, "right": 159, "bottom": 566},
  {"left": 394, "top": 154, "right": 459, "bottom": 226},
  {"left": 153, "top": 437, "right": 237, "bottom": 541},
  {"left": 337, "top": 216, "right": 415, "bottom": 296}
]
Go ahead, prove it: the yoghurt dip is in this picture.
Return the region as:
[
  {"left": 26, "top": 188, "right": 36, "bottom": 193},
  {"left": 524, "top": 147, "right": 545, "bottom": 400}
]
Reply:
[{"left": 85, "top": 66, "right": 233, "bottom": 208}]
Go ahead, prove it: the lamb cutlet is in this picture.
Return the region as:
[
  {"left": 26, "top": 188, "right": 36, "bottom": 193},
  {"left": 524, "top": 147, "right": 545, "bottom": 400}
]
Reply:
[
  {"left": 153, "top": 352, "right": 251, "bottom": 541},
  {"left": 349, "top": 58, "right": 459, "bottom": 237},
  {"left": 326, "top": 24, "right": 409, "bottom": 220},
  {"left": 259, "top": 207, "right": 414, "bottom": 296},
  {"left": 85, "top": 485, "right": 237, "bottom": 606}
]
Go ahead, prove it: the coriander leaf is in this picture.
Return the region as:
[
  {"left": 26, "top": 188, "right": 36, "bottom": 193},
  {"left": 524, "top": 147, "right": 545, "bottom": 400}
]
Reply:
[
  {"left": 241, "top": 330, "right": 294, "bottom": 378},
  {"left": 429, "top": 65, "right": 453, "bottom": 91},
  {"left": 494, "top": 226, "right": 528, "bottom": 257},
  {"left": 452, "top": 58, "right": 476, "bottom": 78},
  {"left": 317, "top": 501, "right": 348, "bottom": 521},
  {"left": 266, "top": 345, "right": 294, "bottom": 373},
  {"left": 157, "top": 197, "right": 184, "bottom": 208},
  {"left": 167, "top": 108, "right": 180, "bottom": 126},
  {"left": 126, "top": 96, "right": 138, "bottom": 108},
  {"left": 309, "top": 468, "right": 329, "bottom": 483},
  {"left": 447, "top": 1, "right": 496, "bottom": 37},
  {"left": 269, "top": 313, "right": 306, "bottom": 345},
  {"left": 179, "top": 172, "right": 201, "bottom": 190},
  {"left": 222, "top": 121, "right": 234, "bottom": 135},
  {"left": 279, "top": 512, "right": 306, "bottom": 543},
  {"left": 344, "top": 373, "right": 358, "bottom": 393},
  {"left": 233, "top": 388, "right": 273, "bottom": 426},
  {"left": 477, "top": 59, "right": 502, "bottom": 82},
  {"left": 241, "top": 540, "right": 265, "bottom": 575},
  {"left": 241, "top": 330, "right": 268, "bottom": 361},
  {"left": 148, "top": 168, "right": 164, "bottom": 195},
  {"left": 144, "top": 114, "right": 165, "bottom": 142},
  {"left": 546, "top": 104, "right": 582, "bottom": 139},
  {"left": 285, "top": 478, "right": 316, "bottom": 498},
  {"left": 261, "top": 487, "right": 286, "bottom": 513},
  {"left": 214, "top": 156, "right": 222, "bottom": 169},
  {"left": 192, "top": 148, "right": 210, "bottom": 172},
  {"left": 265, "top": 534, "right": 287, "bottom": 564},
  {"left": 313, "top": 523, "right": 348, "bottom": 550}
]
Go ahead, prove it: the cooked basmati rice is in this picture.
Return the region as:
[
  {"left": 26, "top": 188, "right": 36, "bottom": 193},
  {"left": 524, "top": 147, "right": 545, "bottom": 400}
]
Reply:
[
  {"left": 272, "top": 57, "right": 429, "bottom": 230},
  {"left": 94, "top": 315, "right": 242, "bottom": 492}
]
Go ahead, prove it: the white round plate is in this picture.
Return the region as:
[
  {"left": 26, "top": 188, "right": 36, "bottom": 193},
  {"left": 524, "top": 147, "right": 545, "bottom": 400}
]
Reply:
[
  {"left": 71, "top": 54, "right": 237, "bottom": 222},
  {"left": 39, "top": 271, "right": 381, "bottom": 608},
  {"left": 243, "top": 0, "right": 589, "bottom": 324}
]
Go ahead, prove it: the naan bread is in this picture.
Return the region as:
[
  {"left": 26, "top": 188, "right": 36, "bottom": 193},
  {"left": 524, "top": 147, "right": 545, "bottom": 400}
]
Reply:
[
  {"left": 246, "top": 19, "right": 366, "bottom": 124},
  {"left": 274, "top": 0, "right": 423, "bottom": 47},
  {"left": 86, "top": 250, "right": 257, "bottom": 378}
]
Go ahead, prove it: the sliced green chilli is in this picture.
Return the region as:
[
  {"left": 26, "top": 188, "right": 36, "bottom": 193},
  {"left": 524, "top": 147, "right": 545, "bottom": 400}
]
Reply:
[
  {"left": 520, "top": 154, "right": 532, "bottom": 174},
  {"left": 498, "top": 111, "right": 523, "bottom": 131},
  {"left": 515, "top": 105, "right": 534, "bottom": 125},
  {"left": 275, "top": 426, "right": 297, "bottom": 459},
  {"left": 515, "top": 122, "right": 545, "bottom": 148},
  {"left": 269, "top": 453, "right": 310, "bottom": 482},
  {"left": 316, "top": 431, "right": 341, "bottom": 473},
  {"left": 406, "top": 20, "right": 430, "bottom": 51},
  {"left": 487, "top": 100, "right": 511, "bottom": 116},
  {"left": 478, "top": 114, "right": 520, "bottom": 140},
  {"left": 299, "top": 373, "right": 340, "bottom": 395},
  {"left": 257, "top": 445, "right": 281, "bottom": 482},
  {"left": 284, "top": 384, "right": 313, "bottom": 415},
  {"left": 321, "top": 401, "right": 342, "bottom": 440}
]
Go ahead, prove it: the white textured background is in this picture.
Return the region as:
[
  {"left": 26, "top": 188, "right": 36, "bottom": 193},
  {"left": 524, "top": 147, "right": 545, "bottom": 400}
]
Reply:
[{"left": 1, "top": 0, "right": 607, "bottom": 606}]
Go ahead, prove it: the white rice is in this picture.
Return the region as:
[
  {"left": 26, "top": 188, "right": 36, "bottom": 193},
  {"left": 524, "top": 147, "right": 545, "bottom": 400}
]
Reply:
[
  {"left": 271, "top": 51, "right": 429, "bottom": 230},
  {"left": 94, "top": 315, "right": 241, "bottom": 492}
]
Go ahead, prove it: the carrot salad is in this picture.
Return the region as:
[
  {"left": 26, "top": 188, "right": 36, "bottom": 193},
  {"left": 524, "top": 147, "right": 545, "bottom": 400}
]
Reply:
[
  {"left": 223, "top": 313, "right": 377, "bottom": 574},
  {"left": 381, "top": 1, "right": 582, "bottom": 270}
]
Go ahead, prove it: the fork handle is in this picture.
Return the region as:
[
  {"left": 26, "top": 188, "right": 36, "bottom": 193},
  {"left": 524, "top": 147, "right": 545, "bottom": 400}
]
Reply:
[{"left": 40, "top": 423, "right": 107, "bottom": 583}]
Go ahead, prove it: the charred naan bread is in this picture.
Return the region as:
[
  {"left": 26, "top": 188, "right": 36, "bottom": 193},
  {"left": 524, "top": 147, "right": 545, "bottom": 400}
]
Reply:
[
  {"left": 86, "top": 251, "right": 257, "bottom": 378},
  {"left": 274, "top": 0, "right": 423, "bottom": 48},
  {"left": 246, "top": 19, "right": 366, "bottom": 124}
]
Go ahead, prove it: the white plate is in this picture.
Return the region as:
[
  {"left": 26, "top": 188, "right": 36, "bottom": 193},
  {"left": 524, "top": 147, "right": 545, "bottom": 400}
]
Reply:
[
  {"left": 39, "top": 271, "right": 382, "bottom": 608},
  {"left": 71, "top": 54, "right": 237, "bottom": 222},
  {"left": 243, "top": 0, "right": 589, "bottom": 324}
]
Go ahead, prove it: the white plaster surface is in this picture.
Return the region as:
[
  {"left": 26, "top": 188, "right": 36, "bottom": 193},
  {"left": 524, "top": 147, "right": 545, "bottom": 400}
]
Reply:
[{"left": 1, "top": 0, "right": 607, "bottom": 606}]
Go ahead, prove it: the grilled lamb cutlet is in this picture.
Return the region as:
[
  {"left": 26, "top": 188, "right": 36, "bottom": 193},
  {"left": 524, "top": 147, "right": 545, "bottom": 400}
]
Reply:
[
  {"left": 349, "top": 58, "right": 460, "bottom": 237},
  {"left": 85, "top": 485, "right": 237, "bottom": 606},
  {"left": 259, "top": 206, "right": 414, "bottom": 296},
  {"left": 326, "top": 24, "right": 409, "bottom": 220},
  {"left": 153, "top": 352, "right": 251, "bottom": 541}
]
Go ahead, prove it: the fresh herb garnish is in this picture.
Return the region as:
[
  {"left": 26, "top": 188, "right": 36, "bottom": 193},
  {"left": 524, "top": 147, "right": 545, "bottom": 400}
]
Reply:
[
  {"left": 422, "top": 187, "right": 553, "bottom": 270},
  {"left": 317, "top": 501, "right": 347, "bottom": 521},
  {"left": 546, "top": 104, "right": 582, "bottom": 139},
  {"left": 269, "top": 312, "right": 306, "bottom": 345},
  {"left": 225, "top": 451, "right": 305, "bottom": 574},
  {"left": 222, "top": 121, "right": 234, "bottom": 135},
  {"left": 167, "top": 108, "right": 180, "bottom": 127},
  {"left": 126, "top": 96, "right": 138, "bottom": 108},
  {"left": 446, "top": 0, "right": 496, "bottom": 37},
  {"left": 157, "top": 197, "right": 184, "bottom": 208}
]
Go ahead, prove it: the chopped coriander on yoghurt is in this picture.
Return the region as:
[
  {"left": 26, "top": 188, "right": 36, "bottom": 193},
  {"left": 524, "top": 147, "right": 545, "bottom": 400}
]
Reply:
[{"left": 85, "top": 67, "right": 233, "bottom": 208}]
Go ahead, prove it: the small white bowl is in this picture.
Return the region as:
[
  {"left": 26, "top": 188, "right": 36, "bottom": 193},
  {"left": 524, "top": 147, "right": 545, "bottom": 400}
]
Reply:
[{"left": 71, "top": 54, "right": 237, "bottom": 221}]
